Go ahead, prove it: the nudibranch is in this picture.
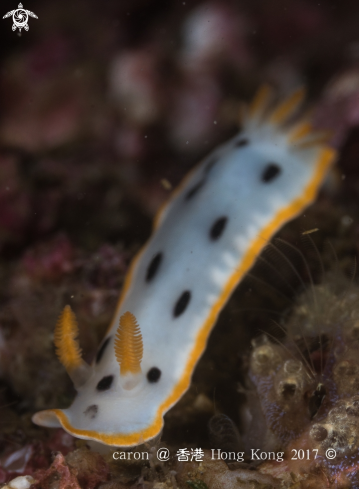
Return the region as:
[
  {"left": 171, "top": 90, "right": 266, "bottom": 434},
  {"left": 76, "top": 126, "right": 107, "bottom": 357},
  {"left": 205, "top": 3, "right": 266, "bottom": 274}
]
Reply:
[{"left": 32, "top": 86, "right": 337, "bottom": 447}]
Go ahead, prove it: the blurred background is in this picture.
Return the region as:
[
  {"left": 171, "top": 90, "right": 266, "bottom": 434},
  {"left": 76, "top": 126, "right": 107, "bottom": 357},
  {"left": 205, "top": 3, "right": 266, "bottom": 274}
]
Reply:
[
  {"left": 1, "top": 0, "right": 359, "bottom": 474},
  {"left": 1, "top": 0, "right": 359, "bottom": 255}
]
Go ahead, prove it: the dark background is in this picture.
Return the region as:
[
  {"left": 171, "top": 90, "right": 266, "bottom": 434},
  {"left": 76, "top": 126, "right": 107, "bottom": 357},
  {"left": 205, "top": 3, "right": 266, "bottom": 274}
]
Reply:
[{"left": 1, "top": 0, "right": 359, "bottom": 465}]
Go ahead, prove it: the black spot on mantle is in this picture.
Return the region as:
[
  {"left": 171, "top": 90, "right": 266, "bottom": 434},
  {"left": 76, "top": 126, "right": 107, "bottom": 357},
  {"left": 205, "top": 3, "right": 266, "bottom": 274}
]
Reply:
[
  {"left": 96, "top": 375, "right": 113, "bottom": 391},
  {"left": 262, "top": 163, "right": 281, "bottom": 183},
  {"left": 235, "top": 138, "right": 249, "bottom": 147},
  {"left": 147, "top": 367, "right": 161, "bottom": 383},
  {"left": 173, "top": 291, "right": 191, "bottom": 317},
  {"left": 210, "top": 217, "right": 228, "bottom": 240},
  {"left": 146, "top": 252, "right": 163, "bottom": 282}
]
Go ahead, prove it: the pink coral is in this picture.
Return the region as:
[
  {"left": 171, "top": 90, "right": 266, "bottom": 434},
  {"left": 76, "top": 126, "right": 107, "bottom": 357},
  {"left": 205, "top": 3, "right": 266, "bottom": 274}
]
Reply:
[
  {"left": 32, "top": 449, "right": 109, "bottom": 489},
  {"left": 0, "top": 431, "right": 75, "bottom": 484},
  {"left": 32, "top": 453, "right": 80, "bottom": 489}
]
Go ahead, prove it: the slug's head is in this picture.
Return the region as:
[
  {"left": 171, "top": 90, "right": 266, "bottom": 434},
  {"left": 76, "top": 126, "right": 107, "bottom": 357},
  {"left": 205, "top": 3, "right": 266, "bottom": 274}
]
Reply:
[{"left": 32, "top": 307, "right": 163, "bottom": 447}]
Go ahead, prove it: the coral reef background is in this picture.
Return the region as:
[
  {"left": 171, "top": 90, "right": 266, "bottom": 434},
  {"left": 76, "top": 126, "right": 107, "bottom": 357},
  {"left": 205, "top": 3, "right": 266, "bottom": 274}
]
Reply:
[{"left": 2, "top": 0, "right": 359, "bottom": 487}]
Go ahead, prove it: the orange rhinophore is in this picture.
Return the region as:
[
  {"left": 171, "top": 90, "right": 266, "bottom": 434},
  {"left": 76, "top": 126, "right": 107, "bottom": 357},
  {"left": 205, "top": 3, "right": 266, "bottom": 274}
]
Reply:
[
  {"left": 54, "top": 305, "right": 91, "bottom": 388},
  {"left": 115, "top": 311, "right": 143, "bottom": 376},
  {"left": 54, "top": 305, "right": 83, "bottom": 370}
]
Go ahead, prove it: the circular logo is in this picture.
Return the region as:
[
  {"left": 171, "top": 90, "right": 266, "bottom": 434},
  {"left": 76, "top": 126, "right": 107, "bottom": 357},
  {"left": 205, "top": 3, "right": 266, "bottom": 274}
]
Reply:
[{"left": 13, "top": 9, "right": 28, "bottom": 28}]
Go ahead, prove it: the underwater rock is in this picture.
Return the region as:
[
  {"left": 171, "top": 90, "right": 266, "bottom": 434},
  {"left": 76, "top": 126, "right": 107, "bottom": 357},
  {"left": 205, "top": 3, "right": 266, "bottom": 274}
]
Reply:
[
  {"left": 65, "top": 448, "right": 109, "bottom": 489},
  {"left": 242, "top": 270, "right": 359, "bottom": 486},
  {"left": 174, "top": 450, "right": 278, "bottom": 489},
  {"left": 32, "top": 452, "right": 81, "bottom": 489}
]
